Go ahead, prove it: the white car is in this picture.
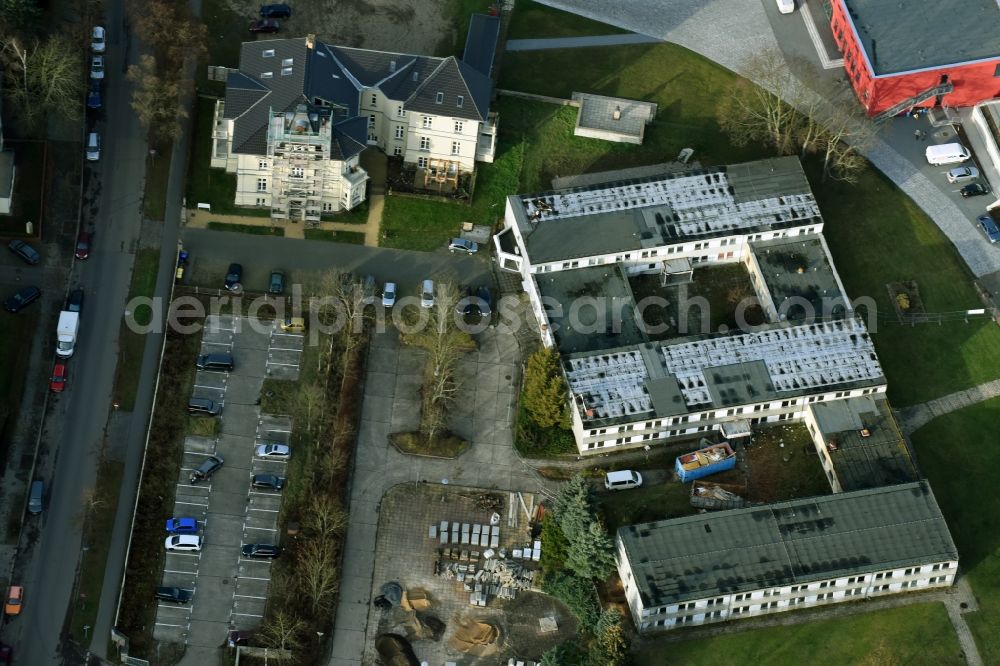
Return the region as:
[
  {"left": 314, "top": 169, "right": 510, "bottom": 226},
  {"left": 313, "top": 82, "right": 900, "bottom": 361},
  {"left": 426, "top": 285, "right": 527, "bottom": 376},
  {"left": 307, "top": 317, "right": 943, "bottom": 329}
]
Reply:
[
  {"left": 86, "top": 132, "right": 100, "bottom": 161},
  {"left": 776, "top": 0, "right": 795, "bottom": 13},
  {"left": 91, "top": 26, "right": 106, "bottom": 53},
  {"left": 420, "top": 279, "right": 434, "bottom": 308},
  {"left": 165, "top": 535, "right": 202, "bottom": 552},
  {"left": 382, "top": 282, "right": 396, "bottom": 307},
  {"left": 946, "top": 166, "right": 980, "bottom": 184},
  {"left": 256, "top": 443, "right": 291, "bottom": 459},
  {"left": 90, "top": 56, "right": 104, "bottom": 80}
]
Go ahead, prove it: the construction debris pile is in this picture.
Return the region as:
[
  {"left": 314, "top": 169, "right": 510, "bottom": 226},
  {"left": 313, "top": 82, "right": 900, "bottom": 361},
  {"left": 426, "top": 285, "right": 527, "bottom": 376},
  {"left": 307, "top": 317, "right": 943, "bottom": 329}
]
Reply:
[
  {"left": 690, "top": 480, "right": 747, "bottom": 510},
  {"left": 448, "top": 619, "right": 501, "bottom": 657}
]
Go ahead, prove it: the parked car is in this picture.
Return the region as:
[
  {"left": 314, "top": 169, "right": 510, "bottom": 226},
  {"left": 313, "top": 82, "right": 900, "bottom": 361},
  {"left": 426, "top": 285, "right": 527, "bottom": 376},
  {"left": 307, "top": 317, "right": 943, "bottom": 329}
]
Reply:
[
  {"left": 961, "top": 182, "right": 991, "bottom": 198},
  {"left": 227, "top": 630, "right": 253, "bottom": 647},
  {"left": 476, "top": 286, "right": 492, "bottom": 317},
  {"left": 75, "top": 231, "right": 93, "bottom": 260},
  {"left": 259, "top": 3, "right": 292, "bottom": 18},
  {"left": 4, "top": 286, "right": 41, "bottom": 313},
  {"left": 978, "top": 215, "right": 1000, "bottom": 243},
  {"left": 66, "top": 288, "right": 85, "bottom": 313},
  {"left": 448, "top": 237, "right": 478, "bottom": 254},
  {"left": 249, "top": 18, "right": 280, "bottom": 32},
  {"left": 91, "top": 26, "right": 106, "bottom": 52},
  {"left": 27, "top": 480, "right": 44, "bottom": 515},
  {"left": 87, "top": 83, "right": 102, "bottom": 109},
  {"left": 269, "top": 270, "right": 285, "bottom": 295},
  {"left": 250, "top": 473, "right": 285, "bottom": 491},
  {"left": 255, "top": 443, "right": 291, "bottom": 459},
  {"left": 224, "top": 263, "right": 243, "bottom": 291},
  {"left": 49, "top": 362, "right": 68, "bottom": 393},
  {"left": 456, "top": 286, "right": 475, "bottom": 316},
  {"left": 241, "top": 543, "right": 281, "bottom": 558},
  {"left": 420, "top": 279, "right": 434, "bottom": 308},
  {"left": 189, "top": 455, "right": 224, "bottom": 483},
  {"left": 362, "top": 274, "right": 376, "bottom": 304},
  {"left": 946, "top": 166, "right": 979, "bottom": 183},
  {"left": 4, "top": 586, "right": 23, "bottom": 616},
  {"left": 165, "top": 535, "right": 202, "bottom": 552},
  {"left": 8, "top": 239, "right": 40, "bottom": 265},
  {"left": 196, "top": 352, "right": 234, "bottom": 372},
  {"left": 90, "top": 55, "right": 104, "bottom": 80},
  {"left": 86, "top": 132, "right": 101, "bottom": 161},
  {"left": 187, "top": 397, "right": 222, "bottom": 417},
  {"left": 280, "top": 316, "right": 305, "bottom": 332},
  {"left": 165, "top": 517, "right": 199, "bottom": 534},
  {"left": 382, "top": 282, "right": 397, "bottom": 307},
  {"left": 154, "top": 587, "right": 192, "bottom": 604},
  {"left": 775, "top": 0, "right": 795, "bottom": 13}
]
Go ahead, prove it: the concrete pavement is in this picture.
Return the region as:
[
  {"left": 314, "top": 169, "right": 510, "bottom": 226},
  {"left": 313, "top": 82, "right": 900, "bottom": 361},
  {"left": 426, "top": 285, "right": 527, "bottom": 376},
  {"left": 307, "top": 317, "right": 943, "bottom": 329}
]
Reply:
[
  {"left": 506, "top": 33, "right": 662, "bottom": 51},
  {"left": 898, "top": 378, "right": 1000, "bottom": 436}
]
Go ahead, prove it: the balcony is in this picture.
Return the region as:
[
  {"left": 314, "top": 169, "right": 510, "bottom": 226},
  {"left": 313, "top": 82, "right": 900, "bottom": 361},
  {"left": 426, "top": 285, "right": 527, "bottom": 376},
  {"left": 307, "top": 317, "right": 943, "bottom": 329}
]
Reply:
[{"left": 475, "top": 112, "right": 498, "bottom": 163}]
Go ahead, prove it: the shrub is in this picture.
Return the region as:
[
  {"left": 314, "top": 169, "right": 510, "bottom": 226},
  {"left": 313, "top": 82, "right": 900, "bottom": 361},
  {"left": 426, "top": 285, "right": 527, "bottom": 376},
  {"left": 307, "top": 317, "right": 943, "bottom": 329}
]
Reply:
[
  {"left": 514, "top": 405, "right": 576, "bottom": 457},
  {"left": 542, "top": 571, "right": 601, "bottom": 631}
]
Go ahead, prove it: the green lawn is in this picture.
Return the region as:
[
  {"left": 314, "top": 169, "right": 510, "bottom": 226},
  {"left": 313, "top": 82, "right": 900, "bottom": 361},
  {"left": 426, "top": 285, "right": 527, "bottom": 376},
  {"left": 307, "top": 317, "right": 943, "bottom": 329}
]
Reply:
[
  {"left": 597, "top": 480, "right": 694, "bottom": 533},
  {"left": 144, "top": 144, "right": 172, "bottom": 222},
  {"left": 113, "top": 248, "right": 160, "bottom": 410},
  {"left": 636, "top": 603, "right": 962, "bottom": 666},
  {"left": 199, "top": 0, "right": 246, "bottom": 92},
  {"left": 911, "top": 399, "right": 1000, "bottom": 664},
  {"left": 507, "top": 0, "right": 628, "bottom": 39},
  {"left": 323, "top": 200, "right": 369, "bottom": 225},
  {"left": 304, "top": 229, "right": 366, "bottom": 244},
  {"left": 206, "top": 222, "right": 284, "bottom": 236}
]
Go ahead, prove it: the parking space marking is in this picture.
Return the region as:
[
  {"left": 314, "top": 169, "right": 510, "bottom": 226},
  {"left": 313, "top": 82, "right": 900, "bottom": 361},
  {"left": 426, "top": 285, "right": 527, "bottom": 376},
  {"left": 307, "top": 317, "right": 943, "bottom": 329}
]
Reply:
[
  {"left": 268, "top": 345, "right": 303, "bottom": 352},
  {"left": 164, "top": 569, "right": 198, "bottom": 575},
  {"left": 174, "top": 500, "right": 210, "bottom": 507},
  {"left": 265, "top": 361, "right": 300, "bottom": 368},
  {"left": 231, "top": 612, "right": 264, "bottom": 618},
  {"left": 246, "top": 508, "right": 279, "bottom": 515},
  {"left": 165, "top": 552, "right": 202, "bottom": 558},
  {"left": 193, "top": 383, "right": 227, "bottom": 390},
  {"left": 238, "top": 575, "right": 271, "bottom": 581},
  {"left": 234, "top": 594, "right": 268, "bottom": 600},
  {"left": 155, "top": 622, "right": 189, "bottom": 628},
  {"left": 238, "top": 557, "right": 274, "bottom": 564},
  {"left": 243, "top": 526, "right": 278, "bottom": 531}
]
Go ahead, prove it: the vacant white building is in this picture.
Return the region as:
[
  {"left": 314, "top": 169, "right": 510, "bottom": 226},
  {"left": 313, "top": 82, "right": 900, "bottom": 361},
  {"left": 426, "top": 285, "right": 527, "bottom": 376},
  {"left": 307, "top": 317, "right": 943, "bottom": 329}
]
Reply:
[
  {"left": 211, "top": 16, "right": 499, "bottom": 221},
  {"left": 617, "top": 480, "right": 958, "bottom": 633}
]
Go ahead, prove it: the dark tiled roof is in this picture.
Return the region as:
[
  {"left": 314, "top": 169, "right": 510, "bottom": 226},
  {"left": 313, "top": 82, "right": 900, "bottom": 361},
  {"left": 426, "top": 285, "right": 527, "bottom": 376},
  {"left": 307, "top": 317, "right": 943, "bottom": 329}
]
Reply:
[
  {"left": 462, "top": 13, "right": 500, "bottom": 77},
  {"left": 331, "top": 116, "right": 368, "bottom": 161},
  {"left": 224, "top": 33, "right": 493, "bottom": 156}
]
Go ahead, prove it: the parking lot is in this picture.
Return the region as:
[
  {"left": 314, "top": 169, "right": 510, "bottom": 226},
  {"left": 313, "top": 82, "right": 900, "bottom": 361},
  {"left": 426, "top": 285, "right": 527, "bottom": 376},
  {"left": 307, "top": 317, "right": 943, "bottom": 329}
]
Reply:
[{"left": 153, "top": 316, "right": 300, "bottom": 647}]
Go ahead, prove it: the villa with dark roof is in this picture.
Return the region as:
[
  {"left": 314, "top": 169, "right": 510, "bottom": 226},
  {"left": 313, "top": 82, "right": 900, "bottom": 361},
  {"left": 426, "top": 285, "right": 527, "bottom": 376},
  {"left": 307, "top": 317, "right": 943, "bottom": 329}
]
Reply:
[{"left": 210, "top": 16, "right": 499, "bottom": 221}]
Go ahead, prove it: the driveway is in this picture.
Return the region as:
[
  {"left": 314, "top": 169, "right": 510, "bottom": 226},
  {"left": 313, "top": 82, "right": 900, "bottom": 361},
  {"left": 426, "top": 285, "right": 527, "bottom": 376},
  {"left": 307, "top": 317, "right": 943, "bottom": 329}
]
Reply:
[{"left": 328, "top": 320, "right": 554, "bottom": 664}]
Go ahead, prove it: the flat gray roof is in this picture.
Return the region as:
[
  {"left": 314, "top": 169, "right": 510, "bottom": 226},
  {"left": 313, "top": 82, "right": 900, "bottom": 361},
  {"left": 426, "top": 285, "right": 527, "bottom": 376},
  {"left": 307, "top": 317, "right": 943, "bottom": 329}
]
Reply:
[
  {"left": 842, "top": 0, "right": 1000, "bottom": 75},
  {"left": 752, "top": 234, "right": 848, "bottom": 322},
  {"left": 618, "top": 480, "right": 957, "bottom": 608},
  {"left": 510, "top": 157, "right": 821, "bottom": 265}
]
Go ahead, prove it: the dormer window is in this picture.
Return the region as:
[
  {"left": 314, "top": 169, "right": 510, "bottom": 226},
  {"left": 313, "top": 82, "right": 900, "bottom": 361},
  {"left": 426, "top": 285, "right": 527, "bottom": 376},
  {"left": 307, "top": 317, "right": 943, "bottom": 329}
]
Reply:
[
  {"left": 435, "top": 91, "right": 444, "bottom": 104},
  {"left": 281, "top": 67, "right": 293, "bottom": 76},
  {"left": 263, "top": 49, "right": 275, "bottom": 58},
  {"left": 456, "top": 95, "right": 464, "bottom": 108},
  {"left": 412, "top": 71, "right": 418, "bottom": 82},
  {"left": 282, "top": 58, "right": 293, "bottom": 66},
  {"left": 261, "top": 71, "right": 273, "bottom": 79},
  {"left": 390, "top": 60, "right": 396, "bottom": 72}
]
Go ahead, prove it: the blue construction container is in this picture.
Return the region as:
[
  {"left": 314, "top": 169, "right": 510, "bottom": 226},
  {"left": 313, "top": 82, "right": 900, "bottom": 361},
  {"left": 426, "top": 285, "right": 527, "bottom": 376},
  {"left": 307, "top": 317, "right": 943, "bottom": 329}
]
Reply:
[{"left": 675, "top": 442, "right": 736, "bottom": 483}]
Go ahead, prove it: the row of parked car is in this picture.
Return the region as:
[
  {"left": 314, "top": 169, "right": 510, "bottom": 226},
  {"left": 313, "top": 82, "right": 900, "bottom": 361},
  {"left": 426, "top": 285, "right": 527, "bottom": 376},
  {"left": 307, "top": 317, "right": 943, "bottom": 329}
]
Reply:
[
  {"left": 87, "top": 25, "right": 107, "bottom": 161},
  {"left": 927, "top": 144, "right": 1000, "bottom": 244}
]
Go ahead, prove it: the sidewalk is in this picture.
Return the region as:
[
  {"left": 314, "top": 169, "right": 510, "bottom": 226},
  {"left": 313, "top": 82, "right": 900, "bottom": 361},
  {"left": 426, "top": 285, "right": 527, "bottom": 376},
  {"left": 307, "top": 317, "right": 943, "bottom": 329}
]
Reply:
[{"left": 185, "top": 206, "right": 381, "bottom": 245}]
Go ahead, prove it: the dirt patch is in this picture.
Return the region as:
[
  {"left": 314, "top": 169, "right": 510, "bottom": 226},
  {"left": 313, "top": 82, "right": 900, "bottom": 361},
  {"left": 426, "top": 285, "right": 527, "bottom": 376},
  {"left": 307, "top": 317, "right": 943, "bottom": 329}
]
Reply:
[{"left": 223, "top": 0, "right": 455, "bottom": 54}]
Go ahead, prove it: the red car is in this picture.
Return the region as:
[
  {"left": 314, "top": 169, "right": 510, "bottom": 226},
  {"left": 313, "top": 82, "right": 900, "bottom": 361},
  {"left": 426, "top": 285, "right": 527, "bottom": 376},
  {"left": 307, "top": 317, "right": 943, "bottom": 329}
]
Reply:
[
  {"left": 50, "top": 362, "right": 68, "bottom": 393},
  {"left": 75, "top": 231, "right": 92, "bottom": 260},
  {"left": 249, "top": 19, "right": 280, "bottom": 33}
]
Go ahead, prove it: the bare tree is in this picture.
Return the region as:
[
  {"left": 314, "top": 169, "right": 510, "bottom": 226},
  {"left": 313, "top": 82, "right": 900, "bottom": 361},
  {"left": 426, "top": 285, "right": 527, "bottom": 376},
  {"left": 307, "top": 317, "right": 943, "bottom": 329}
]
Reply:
[
  {"left": 303, "top": 492, "right": 348, "bottom": 538},
  {"left": 718, "top": 48, "right": 804, "bottom": 154},
  {"left": 298, "top": 381, "right": 325, "bottom": 436},
  {"left": 297, "top": 539, "right": 341, "bottom": 614},
  {"left": 1, "top": 35, "right": 83, "bottom": 126},
  {"left": 258, "top": 609, "right": 306, "bottom": 652},
  {"left": 127, "top": 55, "right": 188, "bottom": 143}
]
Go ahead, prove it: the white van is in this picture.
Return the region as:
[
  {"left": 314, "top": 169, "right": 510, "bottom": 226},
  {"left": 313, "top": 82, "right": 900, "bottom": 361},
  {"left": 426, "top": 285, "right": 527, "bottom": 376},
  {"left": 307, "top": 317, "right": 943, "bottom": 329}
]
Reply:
[
  {"left": 925, "top": 143, "right": 971, "bottom": 166},
  {"left": 604, "top": 470, "right": 643, "bottom": 490}
]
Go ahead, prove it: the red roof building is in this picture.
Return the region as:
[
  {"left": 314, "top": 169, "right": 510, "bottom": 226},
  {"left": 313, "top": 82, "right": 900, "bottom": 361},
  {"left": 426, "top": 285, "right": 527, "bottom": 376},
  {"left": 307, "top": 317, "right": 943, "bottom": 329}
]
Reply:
[{"left": 830, "top": 0, "right": 1000, "bottom": 118}]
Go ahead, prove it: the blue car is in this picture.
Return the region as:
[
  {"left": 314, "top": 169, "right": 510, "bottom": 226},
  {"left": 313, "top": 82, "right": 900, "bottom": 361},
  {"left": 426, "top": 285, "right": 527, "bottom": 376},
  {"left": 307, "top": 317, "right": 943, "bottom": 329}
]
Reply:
[
  {"left": 978, "top": 215, "right": 1000, "bottom": 244},
  {"left": 87, "top": 84, "right": 101, "bottom": 109},
  {"left": 165, "top": 517, "right": 198, "bottom": 534}
]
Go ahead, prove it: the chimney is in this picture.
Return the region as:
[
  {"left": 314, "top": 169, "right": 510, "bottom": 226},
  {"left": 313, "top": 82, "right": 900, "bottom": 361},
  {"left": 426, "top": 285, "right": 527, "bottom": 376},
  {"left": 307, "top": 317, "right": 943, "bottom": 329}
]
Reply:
[
  {"left": 612, "top": 105, "right": 622, "bottom": 121},
  {"left": 305, "top": 34, "right": 315, "bottom": 50}
]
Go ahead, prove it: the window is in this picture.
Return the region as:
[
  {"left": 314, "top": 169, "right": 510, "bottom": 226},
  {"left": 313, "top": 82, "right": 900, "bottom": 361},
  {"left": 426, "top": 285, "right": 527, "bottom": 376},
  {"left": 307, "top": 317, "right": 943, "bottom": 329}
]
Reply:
[
  {"left": 419, "top": 136, "right": 430, "bottom": 150},
  {"left": 258, "top": 159, "right": 268, "bottom": 169},
  {"left": 256, "top": 177, "right": 268, "bottom": 192},
  {"left": 995, "top": 64, "right": 1000, "bottom": 77},
  {"left": 281, "top": 58, "right": 293, "bottom": 67},
  {"left": 322, "top": 202, "right": 333, "bottom": 212},
  {"left": 255, "top": 197, "right": 266, "bottom": 206},
  {"left": 435, "top": 91, "right": 444, "bottom": 104},
  {"left": 417, "top": 156, "right": 428, "bottom": 168},
  {"left": 396, "top": 105, "right": 406, "bottom": 118},
  {"left": 395, "top": 125, "right": 404, "bottom": 140},
  {"left": 262, "top": 49, "right": 275, "bottom": 58},
  {"left": 281, "top": 67, "right": 293, "bottom": 76},
  {"left": 422, "top": 116, "right": 433, "bottom": 129},
  {"left": 457, "top": 95, "right": 464, "bottom": 108},
  {"left": 369, "top": 114, "right": 376, "bottom": 128},
  {"left": 393, "top": 146, "right": 402, "bottom": 156},
  {"left": 454, "top": 121, "right": 464, "bottom": 133},
  {"left": 451, "top": 141, "right": 460, "bottom": 155},
  {"left": 260, "top": 72, "right": 273, "bottom": 79},
  {"left": 290, "top": 166, "right": 304, "bottom": 179},
  {"left": 370, "top": 93, "right": 377, "bottom": 106}
]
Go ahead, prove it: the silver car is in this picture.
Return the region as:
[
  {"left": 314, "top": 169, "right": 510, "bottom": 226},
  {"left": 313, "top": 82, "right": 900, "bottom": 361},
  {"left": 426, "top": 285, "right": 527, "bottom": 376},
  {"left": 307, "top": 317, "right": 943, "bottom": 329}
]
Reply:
[
  {"left": 946, "top": 166, "right": 979, "bottom": 183},
  {"left": 86, "top": 132, "right": 100, "bottom": 161}
]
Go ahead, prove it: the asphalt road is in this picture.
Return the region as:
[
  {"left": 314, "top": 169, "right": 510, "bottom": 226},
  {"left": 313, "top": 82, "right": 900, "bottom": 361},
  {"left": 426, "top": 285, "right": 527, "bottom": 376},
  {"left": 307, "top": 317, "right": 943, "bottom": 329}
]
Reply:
[
  {"left": 5, "top": 0, "right": 152, "bottom": 661},
  {"left": 180, "top": 229, "right": 492, "bottom": 296}
]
